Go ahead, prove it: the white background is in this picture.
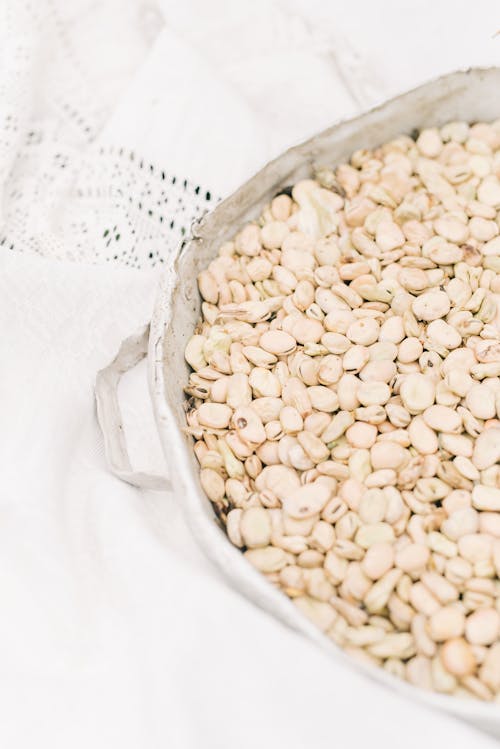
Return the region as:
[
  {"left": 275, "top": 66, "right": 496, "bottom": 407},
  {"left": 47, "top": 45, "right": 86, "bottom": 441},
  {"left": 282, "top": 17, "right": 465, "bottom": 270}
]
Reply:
[{"left": 0, "top": 1, "right": 499, "bottom": 747}]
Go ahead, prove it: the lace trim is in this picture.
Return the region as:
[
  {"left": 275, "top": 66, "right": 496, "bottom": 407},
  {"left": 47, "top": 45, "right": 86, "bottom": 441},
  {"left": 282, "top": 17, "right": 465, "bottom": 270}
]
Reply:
[{"left": 1, "top": 138, "right": 218, "bottom": 268}]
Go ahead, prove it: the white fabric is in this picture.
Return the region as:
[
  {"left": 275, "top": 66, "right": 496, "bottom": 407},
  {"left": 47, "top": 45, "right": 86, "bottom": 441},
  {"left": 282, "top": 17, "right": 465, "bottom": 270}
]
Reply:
[{"left": 0, "top": 1, "right": 499, "bottom": 747}]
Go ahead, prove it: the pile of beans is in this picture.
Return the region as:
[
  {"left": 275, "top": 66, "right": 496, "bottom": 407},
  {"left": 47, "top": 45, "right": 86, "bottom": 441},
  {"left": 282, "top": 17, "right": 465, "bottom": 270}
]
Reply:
[{"left": 184, "top": 120, "right": 500, "bottom": 701}]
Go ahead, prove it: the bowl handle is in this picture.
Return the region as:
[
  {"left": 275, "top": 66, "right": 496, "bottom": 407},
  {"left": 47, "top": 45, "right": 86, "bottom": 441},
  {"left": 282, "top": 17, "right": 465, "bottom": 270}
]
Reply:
[{"left": 95, "top": 324, "right": 171, "bottom": 491}]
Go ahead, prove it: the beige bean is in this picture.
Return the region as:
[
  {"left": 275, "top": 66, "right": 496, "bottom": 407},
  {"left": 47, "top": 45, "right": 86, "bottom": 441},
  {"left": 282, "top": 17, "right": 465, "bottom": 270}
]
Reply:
[
  {"left": 445, "top": 560, "right": 471, "bottom": 594},
  {"left": 346, "top": 422, "right": 378, "bottom": 448},
  {"left": 297, "top": 431, "right": 330, "bottom": 464},
  {"left": 399, "top": 267, "right": 428, "bottom": 293},
  {"left": 185, "top": 335, "right": 208, "bottom": 371},
  {"left": 309, "top": 521, "right": 336, "bottom": 553},
  {"left": 422, "top": 405, "right": 462, "bottom": 433},
  {"left": 282, "top": 378, "right": 312, "bottom": 418},
  {"left": 336, "top": 511, "right": 361, "bottom": 541},
  {"left": 400, "top": 373, "right": 436, "bottom": 413},
  {"left": 376, "top": 221, "right": 405, "bottom": 252},
  {"left": 427, "top": 319, "right": 462, "bottom": 350},
  {"left": 369, "top": 341, "right": 398, "bottom": 362},
  {"left": 364, "top": 568, "right": 402, "bottom": 613},
  {"left": 440, "top": 637, "right": 476, "bottom": 677},
  {"left": 414, "top": 477, "right": 450, "bottom": 502},
  {"left": 369, "top": 632, "right": 415, "bottom": 659},
  {"left": 232, "top": 407, "right": 266, "bottom": 446},
  {"left": 479, "top": 643, "right": 500, "bottom": 692},
  {"left": 198, "top": 270, "right": 219, "bottom": 303},
  {"left": 343, "top": 345, "right": 370, "bottom": 373},
  {"left": 307, "top": 385, "right": 339, "bottom": 413},
  {"left": 340, "top": 562, "right": 372, "bottom": 601},
  {"left": 360, "top": 360, "right": 397, "bottom": 384},
  {"left": 357, "top": 381, "right": 391, "bottom": 406},
  {"left": 465, "top": 608, "right": 500, "bottom": 646},
  {"left": 279, "top": 406, "right": 303, "bottom": 435},
  {"left": 435, "top": 380, "right": 461, "bottom": 408},
  {"left": 365, "top": 468, "right": 397, "bottom": 488},
  {"left": 197, "top": 403, "right": 232, "bottom": 429},
  {"left": 235, "top": 224, "right": 262, "bottom": 256},
  {"left": 294, "top": 596, "right": 336, "bottom": 631},
  {"left": 431, "top": 654, "right": 458, "bottom": 693},
  {"left": 317, "top": 355, "right": 343, "bottom": 386},
  {"left": 412, "top": 291, "right": 450, "bottom": 321},
  {"left": 292, "top": 317, "right": 324, "bottom": 345},
  {"left": 479, "top": 513, "right": 500, "bottom": 537},
  {"left": 383, "top": 657, "right": 406, "bottom": 679},
  {"left": 458, "top": 533, "right": 493, "bottom": 563},
  {"left": 303, "top": 412, "right": 331, "bottom": 437},
  {"left": 293, "top": 279, "right": 315, "bottom": 310},
  {"left": 242, "top": 345, "right": 277, "bottom": 367},
  {"left": 259, "top": 330, "right": 296, "bottom": 355},
  {"left": 283, "top": 482, "right": 331, "bottom": 519},
  {"left": 440, "top": 434, "right": 473, "bottom": 458},
  {"left": 417, "top": 128, "right": 443, "bottom": 157},
  {"left": 348, "top": 449, "right": 372, "bottom": 481},
  {"left": 407, "top": 656, "right": 433, "bottom": 689},
  {"left": 362, "top": 543, "right": 395, "bottom": 581},
  {"left": 451, "top": 456, "right": 478, "bottom": 483},
  {"left": 321, "top": 410, "right": 355, "bottom": 444},
  {"left": 355, "top": 522, "right": 394, "bottom": 549},
  {"left": 441, "top": 508, "right": 479, "bottom": 541},
  {"left": 429, "top": 606, "right": 465, "bottom": 642},
  {"left": 478, "top": 175, "right": 500, "bottom": 207},
  {"left": 472, "top": 429, "right": 500, "bottom": 470},
  {"left": 398, "top": 337, "right": 423, "bottom": 363},
  {"left": 344, "top": 625, "right": 386, "bottom": 647},
  {"left": 240, "top": 507, "right": 272, "bottom": 548},
  {"left": 370, "top": 441, "right": 408, "bottom": 470},
  {"left": 225, "top": 373, "right": 251, "bottom": 409},
  {"left": 395, "top": 543, "right": 430, "bottom": 575},
  {"left": 271, "top": 194, "right": 292, "bottom": 221},
  {"left": 226, "top": 508, "right": 244, "bottom": 547},
  {"left": 408, "top": 416, "right": 439, "bottom": 454},
  {"left": 297, "top": 549, "right": 324, "bottom": 568},
  {"left": 427, "top": 532, "right": 457, "bottom": 559},
  {"left": 249, "top": 368, "right": 281, "bottom": 398},
  {"left": 481, "top": 464, "right": 500, "bottom": 488},
  {"left": 472, "top": 485, "right": 500, "bottom": 512},
  {"left": 279, "top": 565, "right": 305, "bottom": 596},
  {"left": 384, "top": 486, "right": 406, "bottom": 524},
  {"left": 200, "top": 468, "right": 226, "bottom": 502},
  {"left": 330, "top": 597, "right": 368, "bottom": 628},
  {"left": 244, "top": 545, "right": 288, "bottom": 572},
  {"left": 346, "top": 318, "right": 380, "bottom": 345},
  {"left": 411, "top": 615, "right": 437, "bottom": 658},
  {"left": 409, "top": 582, "right": 440, "bottom": 616},
  {"left": 385, "top": 403, "right": 411, "bottom": 428},
  {"left": 321, "top": 332, "right": 351, "bottom": 355},
  {"left": 305, "top": 567, "right": 335, "bottom": 601},
  {"left": 324, "top": 551, "right": 349, "bottom": 584},
  {"left": 255, "top": 465, "right": 299, "bottom": 499},
  {"left": 354, "top": 406, "right": 387, "bottom": 425},
  {"left": 379, "top": 315, "right": 405, "bottom": 344},
  {"left": 336, "top": 374, "right": 361, "bottom": 411}
]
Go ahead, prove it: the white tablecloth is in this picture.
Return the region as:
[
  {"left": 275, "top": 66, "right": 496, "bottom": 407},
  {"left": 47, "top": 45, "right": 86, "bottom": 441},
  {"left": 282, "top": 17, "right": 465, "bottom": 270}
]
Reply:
[{"left": 1, "top": 1, "right": 499, "bottom": 746}]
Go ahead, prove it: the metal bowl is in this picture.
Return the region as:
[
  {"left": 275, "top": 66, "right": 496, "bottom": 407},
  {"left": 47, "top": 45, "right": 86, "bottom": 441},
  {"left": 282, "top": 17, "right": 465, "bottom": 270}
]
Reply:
[{"left": 97, "top": 67, "right": 500, "bottom": 737}]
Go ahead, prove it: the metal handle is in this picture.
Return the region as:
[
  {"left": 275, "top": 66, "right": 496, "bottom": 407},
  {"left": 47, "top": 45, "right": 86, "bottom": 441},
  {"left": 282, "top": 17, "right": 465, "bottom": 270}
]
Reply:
[{"left": 95, "top": 324, "right": 171, "bottom": 491}]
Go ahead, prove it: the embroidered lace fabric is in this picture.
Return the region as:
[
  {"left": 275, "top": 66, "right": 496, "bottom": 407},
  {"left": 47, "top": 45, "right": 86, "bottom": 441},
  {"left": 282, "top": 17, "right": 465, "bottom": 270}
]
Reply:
[{"left": 0, "top": 0, "right": 219, "bottom": 268}]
